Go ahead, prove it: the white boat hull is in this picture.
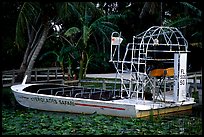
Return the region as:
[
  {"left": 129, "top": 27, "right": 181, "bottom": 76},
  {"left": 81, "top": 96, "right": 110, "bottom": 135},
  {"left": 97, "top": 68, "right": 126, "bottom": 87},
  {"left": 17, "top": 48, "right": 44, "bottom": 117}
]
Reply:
[
  {"left": 11, "top": 84, "right": 195, "bottom": 118},
  {"left": 11, "top": 84, "right": 138, "bottom": 117}
]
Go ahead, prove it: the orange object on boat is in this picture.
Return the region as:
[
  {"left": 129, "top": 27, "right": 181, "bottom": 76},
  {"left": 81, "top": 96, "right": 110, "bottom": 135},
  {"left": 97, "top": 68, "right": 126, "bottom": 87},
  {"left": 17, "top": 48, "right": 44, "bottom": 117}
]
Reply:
[
  {"left": 165, "top": 67, "right": 174, "bottom": 76},
  {"left": 150, "top": 67, "right": 174, "bottom": 77}
]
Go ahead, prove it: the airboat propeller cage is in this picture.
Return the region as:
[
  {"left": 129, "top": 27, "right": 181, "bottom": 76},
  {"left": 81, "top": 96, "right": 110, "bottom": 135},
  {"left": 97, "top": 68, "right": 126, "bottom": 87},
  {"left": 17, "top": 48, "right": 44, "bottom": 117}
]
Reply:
[{"left": 110, "top": 26, "right": 189, "bottom": 102}]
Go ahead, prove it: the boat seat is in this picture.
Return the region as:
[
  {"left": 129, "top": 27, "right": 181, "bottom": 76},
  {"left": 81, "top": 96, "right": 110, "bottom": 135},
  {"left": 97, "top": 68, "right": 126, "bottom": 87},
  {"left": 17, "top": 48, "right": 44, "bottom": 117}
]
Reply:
[{"left": 150, "top": 67, "right": 174, "bottom": 77}]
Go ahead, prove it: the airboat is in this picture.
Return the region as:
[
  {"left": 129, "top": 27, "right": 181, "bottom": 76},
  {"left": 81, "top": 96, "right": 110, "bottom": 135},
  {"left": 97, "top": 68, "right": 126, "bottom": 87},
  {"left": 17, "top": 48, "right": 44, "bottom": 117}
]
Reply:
[{"left": 11, "top": 26, "right": 195, "bottom": 118}]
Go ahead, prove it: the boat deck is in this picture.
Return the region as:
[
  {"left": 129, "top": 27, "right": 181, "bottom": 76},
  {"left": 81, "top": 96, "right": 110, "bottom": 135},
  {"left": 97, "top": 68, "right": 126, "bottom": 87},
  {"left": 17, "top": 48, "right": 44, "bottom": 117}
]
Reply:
[{"left": 23, "top": 84, "right": 126, "bottom": 101}]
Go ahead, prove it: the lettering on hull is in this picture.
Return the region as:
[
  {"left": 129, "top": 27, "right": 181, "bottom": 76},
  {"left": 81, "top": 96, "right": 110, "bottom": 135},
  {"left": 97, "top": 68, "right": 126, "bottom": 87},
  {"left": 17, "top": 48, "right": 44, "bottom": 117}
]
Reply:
[{"left": 17, "top": 95, "right": 126, "bottom": 110}]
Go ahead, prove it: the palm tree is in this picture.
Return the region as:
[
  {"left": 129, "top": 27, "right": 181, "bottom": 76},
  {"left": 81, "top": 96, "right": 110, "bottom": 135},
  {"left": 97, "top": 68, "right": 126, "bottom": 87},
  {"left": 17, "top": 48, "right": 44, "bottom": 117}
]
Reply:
[
  {"left": 15, "top": 2, "right": 78, "bottom": 82},
  {"left": 164, "top": 2, "right": 201, "bottom": 27},
  {"left": 39, "top": 43, "right": 75, "bottom": 80},
  {"left": 63, "top": 2, "right": 124, "bottom": 79},
  {"left": 139, "top": 2, "right": 162, "bottom": 26},
  {"left": 139, "top": 2, "right": 160, "bottom": 19},
  {"left": 15, "top": 2, "right": 124, "bottom": 82},
  {"left": 163, "top": 2, "right": 202, "bottom": 47},
  {"left": 15, "top": 2, "right": 47, "bottom": 82}
]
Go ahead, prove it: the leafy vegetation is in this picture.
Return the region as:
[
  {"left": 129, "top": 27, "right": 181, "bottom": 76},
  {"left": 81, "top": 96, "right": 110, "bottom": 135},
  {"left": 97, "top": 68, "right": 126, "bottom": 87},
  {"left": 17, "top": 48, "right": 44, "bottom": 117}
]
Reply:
[
  {"left": 2, "top": 105, "right": 202, "bottom": 135},
  {"left": 2, "top": 2, "right": 202, "bottom": 75}
]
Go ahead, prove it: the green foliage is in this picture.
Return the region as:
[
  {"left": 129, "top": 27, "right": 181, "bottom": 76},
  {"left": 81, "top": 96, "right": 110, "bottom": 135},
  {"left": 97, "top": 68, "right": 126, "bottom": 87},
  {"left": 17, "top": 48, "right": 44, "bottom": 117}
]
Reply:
[
  {"left": 180, "top": 2, "right": 201, "bottom": 17},
  {"left": 163, "top": 2, "right": 202, "bottom": 47},
  {"left": 192, "top": 91, "right": 199, "bottom": 103},
  {"left": 62, "top": 2, "right": 125, "bottom": 79},
  {"left": 3, "top": 2, "right": 202, "bottom": 72},
  {"left": 15, "top": 2, "right": 41, "bottom": 49},
  {"left": 64, "top": 27, "right": 81, "bottom": 37},
  {"left": 2, "top": 105, "right": 202, "bottom": 135},
  {"left": 165, "top": 16, "right": 201, "bottom": 28}
]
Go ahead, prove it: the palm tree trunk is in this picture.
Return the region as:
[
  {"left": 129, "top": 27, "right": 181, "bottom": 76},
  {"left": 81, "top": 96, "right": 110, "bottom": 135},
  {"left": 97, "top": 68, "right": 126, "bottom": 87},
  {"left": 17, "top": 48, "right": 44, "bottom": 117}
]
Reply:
[
  {"left": 83, "top": 53, "right": 92, "bottom": 79},
  {"left": 59, "top": 62, "right": 65, "bottom": 80},
  {"left": 25, "top": 23, "right": 49, "bottom": 83},
  {"left": 78, "top": 51, "right": 86, "bottom": 80},
  {"left": 15, "top": 34, "right": 33, "bottom": 82}
]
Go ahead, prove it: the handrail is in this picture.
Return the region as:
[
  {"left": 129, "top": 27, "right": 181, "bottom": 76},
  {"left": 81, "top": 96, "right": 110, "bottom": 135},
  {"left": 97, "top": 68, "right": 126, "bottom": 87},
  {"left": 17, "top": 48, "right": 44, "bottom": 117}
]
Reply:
[
  {"left": 36, "top": 86, "right": 69, "bottom": 94},
  {"left": 74, "top": 88, "right": 110, "bottom": 98},
  {"left": 2, "top": 67, "right": 64, "bottom": 87}
]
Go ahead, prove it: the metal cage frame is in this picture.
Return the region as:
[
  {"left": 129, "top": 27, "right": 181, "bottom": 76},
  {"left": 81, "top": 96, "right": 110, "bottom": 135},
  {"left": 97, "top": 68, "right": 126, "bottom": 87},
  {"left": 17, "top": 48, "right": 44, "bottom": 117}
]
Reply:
[{"left": 110, "top": 26, "right": 189, "bottom": 101}]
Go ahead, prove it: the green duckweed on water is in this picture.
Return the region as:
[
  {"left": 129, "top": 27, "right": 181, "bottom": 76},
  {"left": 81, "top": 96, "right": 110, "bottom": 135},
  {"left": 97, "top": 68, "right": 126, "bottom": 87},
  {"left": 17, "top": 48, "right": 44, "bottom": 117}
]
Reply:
[{"left": 2, "top": 105, "right": 202, "bottom": 135}]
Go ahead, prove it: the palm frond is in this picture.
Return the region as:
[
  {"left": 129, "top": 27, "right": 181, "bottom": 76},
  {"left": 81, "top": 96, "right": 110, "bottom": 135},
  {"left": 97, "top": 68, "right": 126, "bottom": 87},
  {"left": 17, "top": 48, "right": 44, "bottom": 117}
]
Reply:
[
  {"left": 64, "top": 27, "right": 81, "bottom": 37},
  {"left": 15, "top": 2, "right": 41, "bottom": 49},
  {"left": 90, "top": 14, "right": 124, "bottom": 34},
  {"left": 93, "top": 14, "right": 125, "bottom": 24},
  {"left": 180, "top": 2, "right": 201, "bottom": 17},
  {"left": 90, "top": 15, "right": 120, "bottom": 42},
  {"left": 85, "top": 2, "right": 104, "bottom": 19},
  {"left": 165, "top": 16, "right": 201, "bottom": 27},
  {"left": 39, "top": 51, "right": 58, "bottom": 61},
  {"left": 56, "top": 2, "right": 81, "bottom": 21},
  {"left": 97, "top": 23, "right": 119, "bottom": 41},
  {"left": 191, "top": 31, "right": 202, "bottom": 38}
]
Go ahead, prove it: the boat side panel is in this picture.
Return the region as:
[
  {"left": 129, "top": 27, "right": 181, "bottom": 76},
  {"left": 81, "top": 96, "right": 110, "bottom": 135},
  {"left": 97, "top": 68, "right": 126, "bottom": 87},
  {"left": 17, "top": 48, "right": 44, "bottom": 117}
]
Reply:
[{"left": 12, "top": 91, "right": 137, "bottom": 118}]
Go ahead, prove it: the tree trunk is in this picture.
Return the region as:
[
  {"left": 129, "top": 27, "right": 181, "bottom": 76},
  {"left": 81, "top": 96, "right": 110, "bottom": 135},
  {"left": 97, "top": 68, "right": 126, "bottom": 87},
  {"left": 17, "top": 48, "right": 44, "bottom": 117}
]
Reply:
[
  {"left": 83, "top": 53, "right": 92, "bottom": 79},
  {"left": 15, "top": 64, "right": 27, "bottom": 83},
  {"left": 59, "top": 62, "right": 65, "bottom": 80},
  {"left": 25, "top": 23, "right": 49, "bottom": 83},
  {"left": 15, "top": 43, "right": 32, "bottom": 82},
  {"left": 78, "top": 51, "right": 86, "bottom": 80}
]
